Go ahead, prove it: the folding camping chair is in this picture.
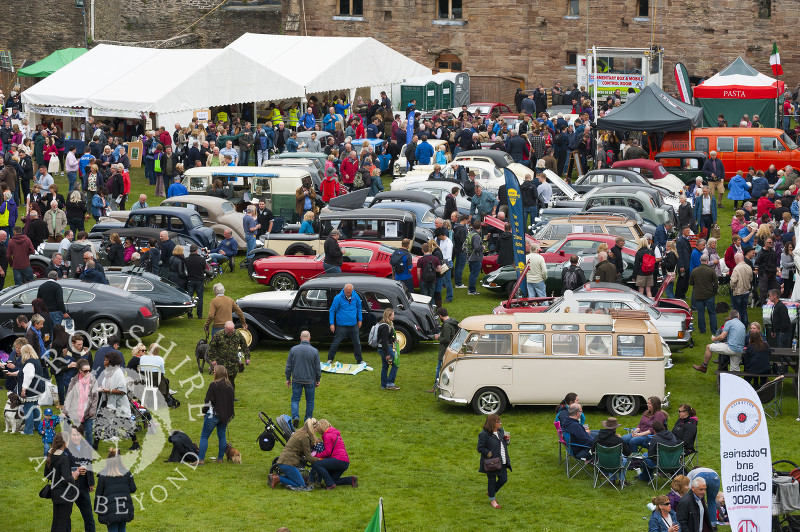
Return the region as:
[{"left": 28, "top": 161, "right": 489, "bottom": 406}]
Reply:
[
  {"left": 554, "top": 421, "right": 566, "bottom": 465},
  {"left": 593, "top": 444, "right": 626, "bottom": 491},
  {"left": 649, "top": 443, "right": 685, "bottom": 491},
  {"left": 554, "top": 421, "right": 593, "bottom": 478},
  {"left": 757, "top": 375, "right": 785, "bottom": 419}
]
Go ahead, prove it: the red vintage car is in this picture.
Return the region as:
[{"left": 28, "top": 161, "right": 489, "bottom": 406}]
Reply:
[{"left": 252, "top": 241, "right": 419, "bottom": 290}]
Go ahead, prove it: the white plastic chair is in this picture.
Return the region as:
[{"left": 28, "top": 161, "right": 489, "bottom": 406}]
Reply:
[{"left": 138, "top": 364, "right": 161, "bottom": 411}]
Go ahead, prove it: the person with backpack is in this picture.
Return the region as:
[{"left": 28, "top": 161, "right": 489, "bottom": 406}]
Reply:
[
  {"left": 376, "top": 308, "right": 399, "bottom": 390},
  {"left": 416, "top": 242, "right": 441, "bottom": 302},
  {"left": 561, "top": 254, "right": 586, "bottom": 292},
  {"left": 452, "top": 215, "right": 469, "bottom": 289},
  {"left": 633, "top": 237, "right": 657, "bottom": 298},
  {"left": 390, "top": 238, "right": 414, "bottom": 291},
  {"left": 466, "top": 220, "right": 484, "bottom": 295},
  {"left": 256, "top": 123, "right": 274, "bottom": 166},
  {"left": 428, "top": 307, "right": 459, "bottom": 393}
]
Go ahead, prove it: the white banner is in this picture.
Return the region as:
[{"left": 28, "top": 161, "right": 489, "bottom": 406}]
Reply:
[
  {"left": 25, "top": 105, "right": 89, "bottom": 118},
  {"left": 92, "top": 108, "right": 142, "bottom": 119},
  {"left": 720, "top": 373, "right": 772, "bottom": 532}
]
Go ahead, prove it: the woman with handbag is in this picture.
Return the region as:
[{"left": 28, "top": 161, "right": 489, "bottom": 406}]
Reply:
[
  {"left": 196, "top": 364, "right": 235, "bottom": 466},
  {"left": 95, "top": 448, "right": 137, "bottom": 532},
  {"left": 43, "top": 432, "right": 80, "bottom": 532},
  {"left": 477, "top": 413, "right": 511, "bottom": 509}
]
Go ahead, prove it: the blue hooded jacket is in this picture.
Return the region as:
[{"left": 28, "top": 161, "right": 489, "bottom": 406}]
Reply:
[
  {"left": 329, "top": 289, "right": 363, "bottom": 326},
  {"left": 727, "top": 174, "right": 751, "bottom": 201}
]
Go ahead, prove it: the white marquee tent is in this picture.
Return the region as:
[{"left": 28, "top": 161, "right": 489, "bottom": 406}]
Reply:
[{"left": 21, "top": 33, "right": 431, "bottom": 122}]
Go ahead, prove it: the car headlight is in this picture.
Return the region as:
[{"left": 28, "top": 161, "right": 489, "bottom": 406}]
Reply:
[{"left": 441, "top": 373, "right": 450, "bottom": 386}]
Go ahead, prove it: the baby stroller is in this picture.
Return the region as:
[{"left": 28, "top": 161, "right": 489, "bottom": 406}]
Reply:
[
  {"left": 257, "top": 412, "right": 313, "bottom": 486},
  {"left": 772, "top": 459, "right": 800, "bottom": 531},
  {"left": 94, "top": 392, "right": 150, "bottom": 443}
]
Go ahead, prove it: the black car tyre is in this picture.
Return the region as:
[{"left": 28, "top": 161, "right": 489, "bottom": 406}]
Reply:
[
  {"left": 31, "top": 261, "right": 47, "bottom": 279},
  {"left": 88, "top": 319, "right": 121, "bottom": 349},
  {"left": 471, "top": 387, "right": 507, "bottom": 416},
  {"left": 606, "top": 394, "right": 641, "bottom": 417},
  {"left": 285, "top": 244, "right": 314, "bottom": 256},
  {"left": 269, "top": 273, "right": 298, "bottom": 291}
]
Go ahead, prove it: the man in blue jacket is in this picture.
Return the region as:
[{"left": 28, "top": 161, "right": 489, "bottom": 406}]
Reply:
[
  {"left": 327, "top": 284, "right": 363, "bottom": 365},
  {"left": 693, "top": 186, "right": 717, "bottom": 234},
  {"left": 207, "top": 228, "right": 239, "bottom": 271},
  {"left": 701, "top": 150, "right": 725, "bottom": 207},
  {"left": 415, "top": 135, "right": 434, "bottom": 165},
  {"left": 561, "top": 403, "right": 594, "bottom": 459}
]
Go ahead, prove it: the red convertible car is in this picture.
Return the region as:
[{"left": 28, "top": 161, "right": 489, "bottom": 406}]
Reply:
[{"left": 252, "top": 241, "right": 419, "bottom": 290}]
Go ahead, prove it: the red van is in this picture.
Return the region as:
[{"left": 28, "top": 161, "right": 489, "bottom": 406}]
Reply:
[{"left": 660, "top": 127, "right": 800, "bottom": 179}]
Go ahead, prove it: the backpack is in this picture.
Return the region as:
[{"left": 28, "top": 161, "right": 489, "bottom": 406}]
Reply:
[
  {"left": 258, "top": 133, "right": 269, "bottom": 151},
  {"left": 390, "top": 249, "right": 408, "bottom": 275},
  {"left": 606, "top": 150, "right": 615, "bottom": 165},
  {"left": 368, "top": 322, "right": 382, "bottom": 348},
  {"left": 641, "top": 253, "right": 656, "bottom": 275},
  {"left": 463, "top": 231, "right": 479, "bottom": 255},
  {"left": 563, "top": 267, "right": 579, "bottom": 291},
  {"left": 353, "top": 172, "right": 364, "bottom": 189},
  {"left": 421, "top": 258, "right": 437, "bottom": 283}
]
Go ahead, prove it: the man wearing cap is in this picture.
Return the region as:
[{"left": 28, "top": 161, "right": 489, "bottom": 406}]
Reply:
[
  {"left": 166, "top": 175, "right": 187, "bottom": 198},
  {"left": 702, "top": 150, "right": 725, "bottom": 207},
  {"left": 593, "top": 417, "right": 631, "bottom": 486}
]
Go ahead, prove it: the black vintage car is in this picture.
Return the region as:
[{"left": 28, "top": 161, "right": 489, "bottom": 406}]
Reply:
[
  {"left": 105, "top": 267, "right": 195, "bottom": 320},
  {"left": 234, "top": 275, "right": 438, "bottom": 352},
  {"left": 90, "top": 207, "right": 216, "bottom": 248},
  {"left": 0, "top": 280, "right": 159, "bottom": 347}
]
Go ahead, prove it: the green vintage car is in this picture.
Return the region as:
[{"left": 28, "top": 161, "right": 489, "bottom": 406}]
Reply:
[
  {"left": 654, "top": 151, "right": 708, "bottom": 186},
  {"left": 481, "top": 256, "right": 636, "bottom": 297}
]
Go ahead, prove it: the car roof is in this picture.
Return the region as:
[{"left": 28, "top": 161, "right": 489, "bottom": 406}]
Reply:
[
  {"left": 612, "top": 159, "right": 663, "bottom": 171},
  {"left": 161, "top": 195, "right": 233, "bottom": 208},
  {"left": 273, "top": 152, "right": 328, "bottom": 159},
  {"left": 546, "top": 214, "right": 636, "bottom": 225},
  {"left": 302, "top": 274, "right": 405, "bottom": 291},
  {"left": 407, "top": 179, "right": 463, "bottom": 189},
  {"left": 0, "top": 278, "right": 149, "bottom": 302},
  {"left": 372, "top": 190, "right": 441, "bottom": 207},
  {"left": 297, "top": 131, "right": 331, "bottom": 138},
  {"left": 454, "top": 149, "right": 512, "bottom": 167},
  {"left": 184, "top": 166, "right": 309, "bottom": 178},
  {"left": 319, "top": 208, "right": 415, "bottom": 222},
  {"left": 585, "top": 187, "right": 656, "bottom": 200},
  {"left": 103, "top": 227, "right": 178, "bottom": 238},
  {"left": 125, "top": 206, "right": 196, "bottom": 216},
  {"left": 262, "top": 158, "right": 316, "bottom": 166},
  {"left": 654, "top": 150, "right": 709, "bottom": 159},
  {"left": 581, "top": 168, "right": 643, "bottom": 180}
]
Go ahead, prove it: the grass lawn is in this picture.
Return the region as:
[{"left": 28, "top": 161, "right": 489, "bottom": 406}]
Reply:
[{"left": 1, "top": 167, "right": 796, "bottom": 531}]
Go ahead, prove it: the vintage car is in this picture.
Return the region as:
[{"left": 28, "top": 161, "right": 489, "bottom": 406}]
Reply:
[
  {"left": 368, "top": 191, "right": 442, "bottom": 230},
  {"left": 350, "top": 138, "right": 391, "bottom": 173},
  {"left": 296, "top": 130, "right": 332, "bottom": 152},
  {"left": 452, "top": 102, "right": 518, "bottom": 122},
  {"left": 393, "top": 139, "right": 450, "bottom": 177},
  {"left": 234, "top": 275, "right": 438, "bottom": 352},
  {"left": 252, "top": 208, "right": 433, "bottom": 263},
  {"left": 105, "top": 267, "right": 195, "bottom": 320},
  {"left": 252, "top": 241, "right": 420, "bottom": 291},
  {"left": 499, "top": 289, "right": 689, "bottom": 347},
  {"left": 247, "top": 167, "right": 321, "bottom": 224},
  {"left": 0, "top": 279, "right": 159, "bottom": 347},
  {"left": 482, "top": 232, "right": 637, "bottom": 276},
  {"left": 530, "top": 213, "right": 644, "bottom": 249},
  {"left": 554, "top": 188, "right": 676, "bottom": 228},
  {"left": 654, "top": 150, "right": 709, "bottom": 185},
  {"left": 272, "top": 151, "right": 328, "bottom": 172},
  {"left": 90, "top": 207, "right": 216, "bottom": 248},
  {"left": 611, "top": 159, "right": 687, "bottom": 195},
  {"left": 159, "top": 196, "right": 246, "bottom": 247},
  {"left": 401, "top": 179, "right": 472, "bottom": 216},
  {"left": 573, "top": 168, "right": 682, "bottom": 197},
  {"left": 436, "top": 311, "right": 669, "bottom": 416},
  {"left": 261, "top": 158, "right": 324, "bottom": 187}
]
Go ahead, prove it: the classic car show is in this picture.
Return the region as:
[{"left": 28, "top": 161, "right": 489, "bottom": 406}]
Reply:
[{"left": 4, "top": 13, "right": 800, "bottom": 532}]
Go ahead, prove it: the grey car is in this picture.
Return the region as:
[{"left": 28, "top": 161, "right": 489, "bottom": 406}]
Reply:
[{"left": 404, "top": 180, "right": 471, "bottom": 216}]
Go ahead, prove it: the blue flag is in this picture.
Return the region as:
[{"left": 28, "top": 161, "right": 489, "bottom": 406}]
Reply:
[{"left": 504, "top": 168, "right": 526, "bottom": 275}]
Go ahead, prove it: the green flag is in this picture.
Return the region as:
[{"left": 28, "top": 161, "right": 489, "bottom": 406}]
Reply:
[{"left": 364, "top": 500, "right": 382, "bottom": 532}]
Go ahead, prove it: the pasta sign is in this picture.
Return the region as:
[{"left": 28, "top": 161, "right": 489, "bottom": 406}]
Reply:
[{"left": 719, "top": 373, "right": 772, "bottom": 531}]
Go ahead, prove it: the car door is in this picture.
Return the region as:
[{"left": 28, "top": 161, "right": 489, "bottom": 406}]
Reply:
[
  {"left": 758, "top": 135, "right": 791, "bottom": 168},
  {"left": 735, "top": 136, "right": 756, "bottom": 176},
  {"left": 290, "top": 288, "right": 331, "bottom": 339},
  {"left": 64, "top": 289, "right": 95, "bottom": 325},
  {"left": 0, "top": 287, "right": 38, "bottom": 327},
  {"left": 341, "top": 246, "right": 374, "bottom": 273},
  {"left": 462, "top": 330, "right": 513, "bottom": 388}
]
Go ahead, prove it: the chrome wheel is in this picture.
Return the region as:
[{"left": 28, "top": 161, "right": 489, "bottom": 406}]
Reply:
[
  {"left": 472, "top": 388, "right": 507, "bottom": 415},
  {"left": 89, "top": 320, "right": 120, "bottom": 348},
  {"left": 269, "top": 273, "right": 298, "bottom": 291},
  {"left": 607, "top": 395, "right": 640, "bottom": 416}
]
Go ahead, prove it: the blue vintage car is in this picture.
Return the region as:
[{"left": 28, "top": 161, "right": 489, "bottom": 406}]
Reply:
[{"left": 90, "top": 207, "right": 216, "bottom": 248}]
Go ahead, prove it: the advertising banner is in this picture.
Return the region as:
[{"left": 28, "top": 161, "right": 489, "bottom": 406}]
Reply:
[
  {"left": 719, "top": 373, "right": 772, "bottom": 532},
  {"left": 26, "top": 105, "right": 88, "bottom": 118},
  {"left": 503, "top": 168, "right": 525, "bottom": 274},
  {"left": 674, "top": 62, "right": 692, "bottom": 104}
]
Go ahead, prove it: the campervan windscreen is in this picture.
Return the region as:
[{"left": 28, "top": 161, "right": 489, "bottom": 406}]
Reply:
[{"left": 782, "top": 133, "right": 798, "bottom": 150}]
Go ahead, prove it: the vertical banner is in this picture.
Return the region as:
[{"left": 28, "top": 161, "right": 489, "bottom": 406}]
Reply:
[
  {"left": 405, "top": 106, "right": 414, "bottom": 170},
  {"left": 504, "top": 169, "right": 526, "bottom": 275},
  {"left": 719, "top": 373, "right": 772, "bottom": 532},
  {"left": 674, "top": 63, "right": 692, "bottom": 104}
]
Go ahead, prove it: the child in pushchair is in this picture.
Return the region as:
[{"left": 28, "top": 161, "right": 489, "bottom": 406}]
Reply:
[{"left": 258, "top": 413, "right": 322, "bottom": 491}]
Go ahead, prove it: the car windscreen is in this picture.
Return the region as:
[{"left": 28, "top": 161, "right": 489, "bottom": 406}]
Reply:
[
  {"left": 220, "top": 201, "right": 235, "bottom": 214},
  {"left": 782, "top": 133, "right": 798, "bottom": 150}
]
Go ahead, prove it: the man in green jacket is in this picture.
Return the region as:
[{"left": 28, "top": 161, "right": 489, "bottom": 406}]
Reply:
[
  {"left": 209, "top": 321, "right": 250, "bottom": 393},
  {"left": 689, "top": 255, "right": 719, "bottom": 334}
]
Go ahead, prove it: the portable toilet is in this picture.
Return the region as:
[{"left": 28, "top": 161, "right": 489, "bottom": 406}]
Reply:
[
  {"left": 400, "top": 79, "right": 426, "bottom": 111},
  {"left": 438, "top": 73, "right": 456, "bottom": 109},
  {"left": 424, "top": 81, "right": 438, "bottom": 110}
]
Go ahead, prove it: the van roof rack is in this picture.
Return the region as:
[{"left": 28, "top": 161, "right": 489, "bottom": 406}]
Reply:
[
  {"left": 566, "top": 212, "right": 629, "bottom": 222},
  {"left": 609, "top": 309, "right": 650, "bottom": 320}
]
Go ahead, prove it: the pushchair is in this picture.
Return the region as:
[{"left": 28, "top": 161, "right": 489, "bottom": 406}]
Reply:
[
  {"left": 94, "top": 393, "right": 150, "bottom": 443},
  {"left": 772, "top": 459, "right": 800, "bottom": 531},
  {"left": 257, "top": 412, "right": 314, "bottom": 486}
]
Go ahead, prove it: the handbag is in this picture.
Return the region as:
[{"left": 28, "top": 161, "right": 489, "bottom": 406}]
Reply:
[
  {"left": 483, "top": 456, "right": 502, "bottom": 472},
  {"left": 38, "top": 483, "right": 52, "bottom": 499},
  {"left": 710, "top": 223, "right": 721, "bottom": 239}
]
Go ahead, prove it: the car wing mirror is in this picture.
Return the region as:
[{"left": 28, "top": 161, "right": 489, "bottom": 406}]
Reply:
[
  {"left": 11, "top": 300, "right": 23, "bottom": 309},
  {"left": 396, "top": 303, "right": 404, "bottom": 310}
]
